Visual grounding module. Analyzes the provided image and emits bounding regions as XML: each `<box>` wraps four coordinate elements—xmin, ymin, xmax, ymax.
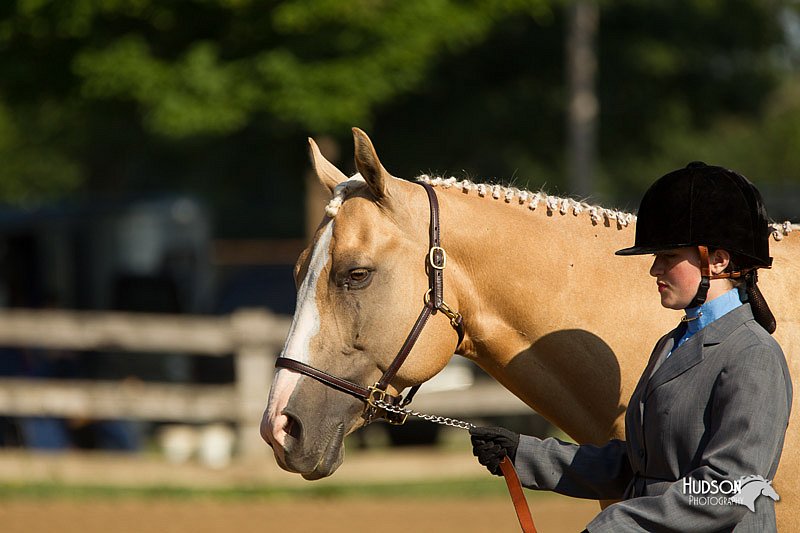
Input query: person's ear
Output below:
<box><xmin>710</xmin><ymin>248</ymin><xmax>731</xmax><ymax>275</ymax></box>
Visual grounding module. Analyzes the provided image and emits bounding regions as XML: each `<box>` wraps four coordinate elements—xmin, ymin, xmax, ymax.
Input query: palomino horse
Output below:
<box><xmin>262</xmin><ymin>128</ymin><xmax>799</xmax><ymax>529</ymax></box>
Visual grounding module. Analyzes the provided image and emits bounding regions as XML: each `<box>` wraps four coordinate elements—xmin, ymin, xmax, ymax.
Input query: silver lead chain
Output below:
<box><xmin>374</xmin><ymin>398</ymin><xmax>476</xmax><ymax>431</ymax></box>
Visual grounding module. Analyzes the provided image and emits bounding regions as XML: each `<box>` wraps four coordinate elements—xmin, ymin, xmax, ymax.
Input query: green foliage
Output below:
<box><xmin>75</xmin><ymin>37</ymin><xmax>255</xmax><ymax>136</ymax></box>
<box><xmin>0</xmin><ymin>0</ymin><xmax>796</xmax><ymax>225</ymax></box>
<box><xmin>0</xmin><ymin>0</ymin><xmax>553</xmax><ymax>208</ymax></box>
<box><xmin>608</xmin><ymin>76</ymin><xmax>800</xmax><ymax>198</ymax></box>
<box><xmin>368</xmin><ymin>0</ymin><xmax>795</xmax><ymax>207</ymax></box>
<box><xmin>0</xmin><ymin>100</ymin><xmax>81</xmax><ymax>204</ymax></box>
<box><xmin>66</xmin><ymin>0</ymin><xmax>554</xmax><ymax>137</ymax></box>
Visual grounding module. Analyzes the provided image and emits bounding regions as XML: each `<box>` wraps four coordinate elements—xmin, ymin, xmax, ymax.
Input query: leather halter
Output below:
<box><xmin>275</xmin><ymin>181</ymin><xmax>465</xmax><ymax>425</ymax></box>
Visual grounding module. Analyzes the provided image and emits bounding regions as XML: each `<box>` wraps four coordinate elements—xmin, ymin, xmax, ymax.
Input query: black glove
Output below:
<box><xmin>469</xmin><ymin>425</ymin><xmax>520</xmax><ymax>476</ymax></box>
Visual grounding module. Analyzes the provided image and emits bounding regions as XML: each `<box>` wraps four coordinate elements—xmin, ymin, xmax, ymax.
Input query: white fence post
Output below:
<box><xmin>232</xmin><ymin>309</ymin><xmax>278</xmax><ymax>460</ymax></box>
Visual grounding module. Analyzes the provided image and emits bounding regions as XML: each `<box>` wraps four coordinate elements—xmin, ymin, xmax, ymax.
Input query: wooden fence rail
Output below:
<box><xmin>0</xmin><ymin>308</ymin><xmax>290</xmax><ymax>458</ymax></box>
<box><xmin>0</xmin><ymin>308</ymin><xmax>532</xmax><ymax>461</ymax></box>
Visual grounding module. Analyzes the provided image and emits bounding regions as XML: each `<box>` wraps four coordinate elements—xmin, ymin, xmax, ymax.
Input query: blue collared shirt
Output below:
<box><xmin>670</xmin><ymin>288</ymin><xmax>743</xmax><ymax>354</ymax></box>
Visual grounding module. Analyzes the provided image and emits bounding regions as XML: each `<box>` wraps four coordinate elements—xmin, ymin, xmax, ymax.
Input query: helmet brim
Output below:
<box><xmin>615</xmin><ymin>244</ymin><xmax>693</xmax><ymax>256</ymax></box>
<box><xmin>616</xmin><ymin>244</ymin><xmax>773</xmax><ymax>269</ymax></box>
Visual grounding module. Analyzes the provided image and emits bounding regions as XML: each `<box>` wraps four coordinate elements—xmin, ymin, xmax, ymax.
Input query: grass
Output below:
<box><xmin>0</xmin><ymin>477</ymin><xmax>540</xmax><ymax>502</ymax></box>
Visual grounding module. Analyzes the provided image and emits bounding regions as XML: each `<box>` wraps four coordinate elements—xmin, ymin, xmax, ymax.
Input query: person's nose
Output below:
<box><xmin>649</xmin><ymin>256</ymin><xmax>662</xmax><ymax>278</ymax></box>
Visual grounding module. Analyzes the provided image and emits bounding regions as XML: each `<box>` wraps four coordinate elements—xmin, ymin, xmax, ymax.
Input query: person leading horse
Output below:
<box><xmin>471</xmin><ymin>162</ymin><xmax>793</xmax><ymax>532</ymax></box>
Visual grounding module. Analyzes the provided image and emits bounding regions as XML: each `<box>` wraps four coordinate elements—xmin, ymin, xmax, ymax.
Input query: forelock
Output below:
<box><xmin>325</xmin><ymin>174</ymin><xmax>367</xmax><ymax>217</ymax></box>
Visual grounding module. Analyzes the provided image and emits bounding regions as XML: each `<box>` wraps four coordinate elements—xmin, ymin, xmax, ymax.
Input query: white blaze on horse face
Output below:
<box><xmin>266</xmin><ymin>220</ymin><xmax>334</xmax><ymax>449</ymax></box>
<box><xmin>283</xmin><ymin>220</ymin><xmax>333</xmax><ymax>363</ymax></box>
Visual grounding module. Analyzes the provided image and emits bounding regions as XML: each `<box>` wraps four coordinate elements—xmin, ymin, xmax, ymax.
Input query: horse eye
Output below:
<box><xmin>346</xmin><ymin>268</ymin><xmax>373</xmax><ymax>289</ymax></box>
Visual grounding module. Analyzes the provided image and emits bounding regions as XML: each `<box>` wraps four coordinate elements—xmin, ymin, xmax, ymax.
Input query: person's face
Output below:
<box><xmin>649</xmin><ymin>247</ymin><xmax>702</xmax><ymax>310</ymax></box>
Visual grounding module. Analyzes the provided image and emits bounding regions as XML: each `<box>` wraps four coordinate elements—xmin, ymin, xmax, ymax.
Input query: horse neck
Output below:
<box><xmin>431</xmin><ymin>184</ymin><xmax>666</xmax><ymax>443</ymax></box>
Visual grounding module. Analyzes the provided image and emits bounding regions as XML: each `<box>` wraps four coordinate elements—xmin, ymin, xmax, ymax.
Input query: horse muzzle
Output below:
<box><xmin>262</xmin><ymin>409</ymin><xmax>346</xmax><ymax>479</ymax></box>
<box><xmin>262</xmin><ymin>376</ymin><xmax>355</xmax><ymax>479</ymax></box>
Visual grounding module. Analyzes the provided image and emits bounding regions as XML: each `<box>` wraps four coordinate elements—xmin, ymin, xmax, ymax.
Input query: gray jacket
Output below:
<box><xmin>514</xmin><ymin>304</ymin><xmax>792</xmax><ymax>532</ymax></box>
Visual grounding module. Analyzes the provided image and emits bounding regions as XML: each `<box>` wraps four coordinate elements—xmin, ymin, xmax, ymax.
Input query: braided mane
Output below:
<box><xmin>324</xmin><ymin>173</ymin><xmax>797</xmax><ymax>241</ymax></box>
<box><xmin>416</xmin><ymin>175</ymin><xmax>635</xmax><ymax>228</ymax></box>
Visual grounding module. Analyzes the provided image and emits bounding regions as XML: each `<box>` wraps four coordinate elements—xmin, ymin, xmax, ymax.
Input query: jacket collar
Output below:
<box><xmin>682</xmin><ymin>288</ymin><xmax>742</xmax><ymax>337</ymax></box>
<box><xmin>700</xmin><ymin>303</ymin><xmax>754</xmax><ymax>345</ymax></box>
<box><xmin>645</xmin><ymin>304</ymin><xmax>754</xmax><ymax>398</ymax></box>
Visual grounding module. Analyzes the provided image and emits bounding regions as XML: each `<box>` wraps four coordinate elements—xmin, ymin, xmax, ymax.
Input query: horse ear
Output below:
<box><xmin>309</xmin><ymin>137</ymin><xmax>347</xmax><ymax>194</ymax></box>
<box><xmin>352</xmin><ymin>127</ymin><xmax>391</xmax><ymax>200</ymax></box>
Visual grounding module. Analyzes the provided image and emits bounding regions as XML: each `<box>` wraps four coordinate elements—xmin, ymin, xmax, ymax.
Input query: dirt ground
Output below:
<box><xmin>0</xmin><ymin>495</ymin><xmax>600</xmax><ymax>533</ymax></box>
<box><xmin>0</xmin><ymin>445</ymin><xmax>600</xmax><ymax>532</ymax></box>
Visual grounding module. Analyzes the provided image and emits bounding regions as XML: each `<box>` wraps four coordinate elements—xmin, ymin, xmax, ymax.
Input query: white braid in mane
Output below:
<box><xmin>416</xmin><ymin>175</ymin><xmax>636</xmax><ymax>229</ymax></box>
<box><xmin>325</xmin><ymin>173</ymin><xmax>797</xmax><ymax>242</ymax></box>
<box><xmin>770</xmin><ymin>221</ymin><xmax>798</xmax><ymax>241</ymax></box>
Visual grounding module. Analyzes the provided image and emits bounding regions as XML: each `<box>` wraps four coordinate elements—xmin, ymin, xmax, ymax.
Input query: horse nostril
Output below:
<box><xmin>285</xmin><ymin>414</ymin><xmax>302</xmax><ymax>440</ymax></box>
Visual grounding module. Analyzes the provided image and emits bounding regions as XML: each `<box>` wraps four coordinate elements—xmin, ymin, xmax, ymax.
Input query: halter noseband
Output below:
<box><xmin>275</xmin><ymin>181</ymin><xmax>465</xmax><ymax>425</ymax></box>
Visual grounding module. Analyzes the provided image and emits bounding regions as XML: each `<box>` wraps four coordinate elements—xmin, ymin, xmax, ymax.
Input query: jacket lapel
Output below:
<box><xmin>629</xmin><ymin>331</ymin><xmax>679</xmax><ymax>433</ymax></box>
<box><xmin>646</xmin><ymin>331</ymin><xmax>679</xmax><ymax>381</ymax></box>
<box><xmin>644</xmin><ymin>330</ymin><xmax>705</xmax><ymax>399</ymax></box>
<box><xmin>644</xmin><ymin>304</ymin><xmax>754</xmax><ymax>400</ymax></box>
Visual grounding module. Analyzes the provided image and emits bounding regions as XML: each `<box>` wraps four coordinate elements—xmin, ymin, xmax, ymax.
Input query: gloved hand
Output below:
<box><xmin>469</xmin><ymin>426</ymin><xmax>520</xmax><ymax>476</ymax></box>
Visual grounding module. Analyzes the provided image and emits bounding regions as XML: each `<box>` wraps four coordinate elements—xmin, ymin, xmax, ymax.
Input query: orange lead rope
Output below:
<box><xmin>499</xmin><ymin>456</ymin><xmax>538</xmax><ymax>533</ymax></box>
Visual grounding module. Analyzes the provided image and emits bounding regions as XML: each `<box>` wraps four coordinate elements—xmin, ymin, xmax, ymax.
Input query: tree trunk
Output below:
<box><xmin>566</xmin><ymin>1</ymin><xmax>599</xmax><ymax>197</ymax></box>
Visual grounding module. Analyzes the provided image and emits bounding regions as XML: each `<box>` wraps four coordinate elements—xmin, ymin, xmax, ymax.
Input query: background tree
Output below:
<box><xmin>0</xmin><ymin>0</ymin><xmax>796</xmax><ymax>237</ymax></box>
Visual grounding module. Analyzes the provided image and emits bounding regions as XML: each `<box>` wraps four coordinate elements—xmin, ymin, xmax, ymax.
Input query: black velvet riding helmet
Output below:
<box><xmin>616</xmin><ymin>162</ymin><xmax>772</xmax><ymax>269</ymax></box>
<box><xmin>616</xmin><ymin>162</ymin><xmax>776</xmax><ymax>332</ymax></box>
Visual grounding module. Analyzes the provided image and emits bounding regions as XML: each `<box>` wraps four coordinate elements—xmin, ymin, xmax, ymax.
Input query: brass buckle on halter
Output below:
<box><xmin>385</xmin><ymin>410</ymin><xmax>409</xmax><ymax>426</ymax></box>
<box><xmin>362</xmin><ymin>386</ymin><xmax>381</xmax><ymax>423</ymax></box>
<box><xmin>438</xmin><ymin>300</ymin><xmax>463</xmax><ymax>328</ymax></box>
<box><xmin>428</xmin><ymin>246</ymin><xmax>447</xmax><ymax>270</ymax></box>
<box><xmin>366</xmin><ymin>385</ymin><xmax>409</xmax><ymax>425</ymax></box>
<box><xmin>424</xmin><ymin>290</ymin><xmax>463</xmax><ymax>328</ymax></box>
<box><xmin>367</xmin><ymin>384</ymin><xmax>388</xmax><ymax>409</ymax></box>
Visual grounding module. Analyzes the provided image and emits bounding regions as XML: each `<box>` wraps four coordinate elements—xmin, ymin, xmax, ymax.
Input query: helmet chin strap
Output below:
<box><xmin>686</xmin><ymin>249</ymin><xmax>776</xmax><ymax>334</ymax></box>
<box><xmin>686</xmin><ymin>245</ymin><xmax>754</xmax><ymax>311</ymax></box>
<box><xmin>686</xmin><ymin>246</ymin><xmax>713</xmax><ymax>310</ymax></box>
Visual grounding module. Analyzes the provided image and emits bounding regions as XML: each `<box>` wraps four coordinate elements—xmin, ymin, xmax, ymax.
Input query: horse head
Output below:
<box><xmin>261</xmin><ymin>128</ymin><xmax>463</xmax><ymax>479</ymax></box>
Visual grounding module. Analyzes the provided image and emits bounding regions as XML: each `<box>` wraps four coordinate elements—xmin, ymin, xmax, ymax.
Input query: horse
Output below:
<box><xmin>730</xmin><ymin>475</ymin><xmax>781</xmax><ymax>513</ymax></box>
<box><xmin>261</xmin><ymin>128</ymin><xmax>800</xmax><ymax>529</ymax></box>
